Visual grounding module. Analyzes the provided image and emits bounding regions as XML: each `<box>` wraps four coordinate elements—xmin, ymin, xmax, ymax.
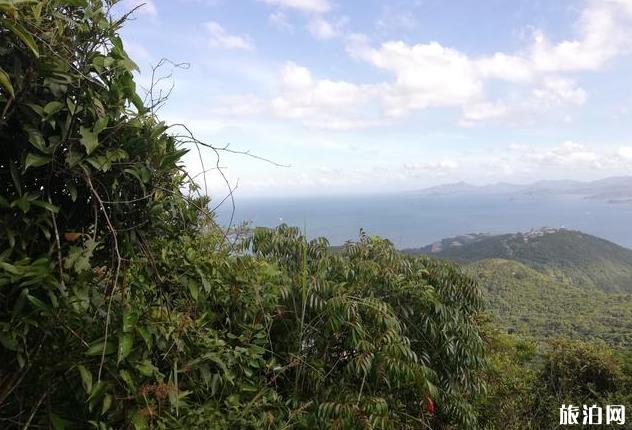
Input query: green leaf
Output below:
<box><xmin>196</xmin><ymin>267</ymin><xmax>211</xmax><ymax>293</ymax></box>
<box><xmin>10</xmin><ymin>195</ymin><xmax>30</xmax><ymax>213</ymax></box>
<box><xmin>80</xmin><ymin>126</ymin><xmax>99</xmax><ymax>155</ymax></box>
<box><xmin>0</xmin><ymin>261</ymin><xmax>20</xmax><ymax>275</ymax></box>
<box><xmin>130</xmin><ymin>410</ymin><xmax>148</xmax><ymax>430</ymax></box>
<box><xmin>32</xmin><ymin>200</ymin><xmax>59</xmax><ymax>213</ymax></box>
<box><xmin>94</xmin><ymin>116</ymin><xmax>108</xmax><ymax>134</ymax></box>
<box><xmin>135</xmin><ymin>360</ymin><xmax>157</xmax><ymax>377</ymax></box>
<box><xmin>101</xmin><ymin>394</ymin><xmax>112</xmax><ymax>415</ymax></box>
<box><xmin>26</xmin><ymin>127</ymin><xmax>48</xmax><ymax>153</ymax></box>
<box><xmin>123</xmin><ymin>310</ymin><xmax>137</xmax><ymax>333</ymax></box>
<box><xmin>24</xmin><ymin>152</ymin><xmax>51</xmax><ymax>170</ymax></box>
<box><xmin>26</xmin><ymin>103</ymin><xmax>44</xmax><ymax>117</ymax></box>
<box><xmin>2</xmin><ymin>19</ymin><xmax>39</xmax><ymax>58</ymax></box>
<box><xmin>50</xmin><ymin>414</ymin><xmax>66</xmax><ymax>430</ymax></box>
<box><xmin>187</xmin><ymin>279</ymin><xmax>199</xmax><ymax>301</ymax></box>
<box><xmin>85</xmin><ymin>340</ymin><xmax>115</xmax><ymax>357</ymax></box>
<box><xmin>27</xmin><ymin>294</ymin><xmax>50</xmax><ymax>313</ymax></box>
<box><xmin>77</xmin><ymin>364</ymin><xmax>93</xmax><ymax>394</ymax></box>
<box><xmin>86</xmin><ymin>155</ymin><xmax>110</xmax><ymax>172</ymax></box>
<box><xmin>136</xmin><ymin>326</ymin><xmax>153</xmax><ymax>350</ymax></box>
<box><xmin>0</xmin><ymin>333</ymin><xmax>17</xmax><ymax>351</ymax></box>
<box><xmin>119</xmin><ymin>369</ymin><xmax>136</xmax><ymax>390</ymax></box>
<box><xmin>44</xmin><ymin>101</ymin><xmax>64</xmax><ymax>115</ymax></box>
<box><xmin>117</xmin><ymin>333</ymin><xmax>133</xmax><ymax>364</ymax></box>
<box><xmin>87</xmin><ymin>380</ymin><xmax>107</xmax><ymax>402</ymax></box>
<box><xmin>0</xmin><ymin>66</ymin><xmax>14</xmax><ymax>98</ymax></box>
<box><xmin>68</xmin><ymin>183</ymin><xmax>78</xmax><ymax>202</ymax></box>
<box><xmin>64</xmin><ymin>239</ymin><xmax>97</xmax><ymax>274</ymax></box>
<box><xmin>130</xmin><ymin>93</ymin><xmax>145</xmax><ymax>113</ymax></box>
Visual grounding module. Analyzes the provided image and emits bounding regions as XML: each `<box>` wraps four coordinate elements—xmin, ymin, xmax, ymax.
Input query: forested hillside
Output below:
<box><xmin>407</xmin><ymin>229</ymin><xmax>632</xmax><ymax>293</ymax></box>
<box><xmin>406</xmin><ymin>229</ymin><xmax>632</xmax><ymax>347</ymax></box>
<box><xmin>470</xmin><ymin>259</ymin><xmax>632</xmax><ymax>347</ymax></box>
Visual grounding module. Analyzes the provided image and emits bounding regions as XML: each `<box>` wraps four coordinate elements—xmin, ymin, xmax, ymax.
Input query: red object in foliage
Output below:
<box><xmin>425</xmin><ymin>396</ymin><xmax>435</xmax><ymax>415</ymax></box>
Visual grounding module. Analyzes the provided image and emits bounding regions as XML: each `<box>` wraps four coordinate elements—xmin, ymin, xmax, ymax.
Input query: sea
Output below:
<box><xmin>215</xmin><ymin>192</ymin><xmax>632</xmax><ymax>249</ymax></box>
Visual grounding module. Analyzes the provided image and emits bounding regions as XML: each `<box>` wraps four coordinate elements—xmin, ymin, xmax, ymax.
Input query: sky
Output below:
<box><xmin>113</xmin><ymin>0</ymin><xmax>632</xmax><ymax>197</ymax></box>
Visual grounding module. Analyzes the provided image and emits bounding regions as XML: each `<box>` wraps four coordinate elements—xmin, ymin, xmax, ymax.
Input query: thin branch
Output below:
<box><xmin>83</xmin><ymin>169</ymin><xmax>122</xmax><ymax>382</ymax></box>
<box><xmin>170</xmin><ymin>125</ymin><xmax>290</xmax><ymax>167</ymax></box>
<box><xmin>21</xmin><ymin>391</ymin><xmax>46</xmax><ymax>430</ymax></box>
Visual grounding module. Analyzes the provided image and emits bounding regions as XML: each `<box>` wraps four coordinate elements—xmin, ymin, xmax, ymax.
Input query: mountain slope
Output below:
<box><xmin>468</xmin><ymin>259</ymin><xmax>632</xmax><ymax>347</ymax></box>
<box><xmin>405</xmin><ymin>229</ymin><xmax>632</xmax><ymax>293</ymax></box>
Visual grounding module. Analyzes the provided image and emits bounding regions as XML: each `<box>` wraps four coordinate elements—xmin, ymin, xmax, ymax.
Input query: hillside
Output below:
<box><xmin>405</xmin><ymin>228</ymin><xmax>632</xmax><ymax>293</ymax></box>
<box><xmin>468</xmin><ymin>259</ymin><xmax>632</xmax><ymax>347</ymax></box>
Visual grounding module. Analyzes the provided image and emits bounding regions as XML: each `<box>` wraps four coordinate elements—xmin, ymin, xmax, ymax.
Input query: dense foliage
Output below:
<box><xmin>0</xmin><ymin>2</ymin><xmax>488</xmax><ymax>428</ymax></box>
<box><xmin>471</xmin><ymin>259</ymin><xmax>632</xmax><ymax>347</ymax></box>
<box><xmin>477</xmin><ymin>331</ymin><xmax>632</xmax><ymax>430</ymax></box>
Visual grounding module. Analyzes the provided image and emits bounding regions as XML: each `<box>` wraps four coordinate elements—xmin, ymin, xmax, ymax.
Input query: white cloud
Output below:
<box><xmin>531</xmin><ymin>77</ymin><xmax>587</xmax><ymax>108</ymax></box>
<box><xmin>269</xmin><ymin>11</ymin><xmax>294</xmax><ymax>31</ymax></box>
<box><xmin>214</xmin><ymin>0</ymin><xmax>632</xmax><ymax>129</ymax></box>
<box><xmin>342</xmin><ymin>0</ymin><xmax>632</xmax><ymax>125</ymax></box>
<box><xmin>351</xmin><ymin>40</ymin><xmax>483</xmax><ymax>116</ymax></box>
<box><xmin>403</xmin><ymin>160</ymin><xmax>460</xmax><ymax>172</ymax></box>
<box><xmin>270</xmin><ymin>62</ymin><xmax>382</xmax><ymax>129</ymax></box>
<box><xmin>259</xmin><ymin>0</ymin><xmax>331</xmax><ymax>13</ymax></box>
<box><xmin>461</xmin><ymin>102</ymin><xmax>511</xmax><ymax>123</ymax></box>
<box><xmin>618</xmin><ymin>146</ymin><xmax>632</xmax><ymax>160</ymax></box>
<box><xmin>511</xmin><ymin>141</ymin><xmax>602</xmax><ymax>169</ymax></box>
<box><xmin>205</xmin><ymin>22</ymin><xmax>254</xmax><ymax>50</ymax></box>
<box><xmin>308</xmin><ymin>16</ymin><xmax>347</xmax><ymax>40</ymax></box>
<box><xmin>476</xmin><ymin>53</ymin><xmax>533</xmax><ymax>83</ymax></box>
<box><xmin>211</xmin><ymin>94</ymin><xmax>268</xmax><ymax>116</ymax></box>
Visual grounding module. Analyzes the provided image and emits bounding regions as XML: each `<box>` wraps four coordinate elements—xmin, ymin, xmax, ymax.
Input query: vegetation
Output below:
<box><xmin>1</xmin><ymin>2</ymin><xmax>486</xmax><ymax>428</ymax></box>
<box><xmin>407</xmin><ymin>229</ymin><xmax>632</xmax><ymax>294</ymax></box>
<box><xmin>1</xmin><ymin>2</ymin><xmax>629</xmax><ymax>429</ymax></box>
<box><xmin>407</xmin><ymin>229</ymin><xmax>632</xmax><ymax>348</ymax></box>
<box><xmin>476</xmin><ymin>331</ymin><xmax>632</xmax><ymax>430</ymax></box>
<box><xmin>471</xmin><ymin>259</ymin><xmax>632</xmax><ymax>347</ymax></box>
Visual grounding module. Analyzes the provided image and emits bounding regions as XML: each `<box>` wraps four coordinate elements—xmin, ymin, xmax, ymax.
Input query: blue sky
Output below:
<box><xmin>114</xmin><ymin>0</ymin><xmax>632</xmax><ymax>196</ymax></box>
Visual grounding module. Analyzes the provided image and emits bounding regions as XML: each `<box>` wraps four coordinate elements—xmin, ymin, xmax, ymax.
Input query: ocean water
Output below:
<box><xmin>215</xmin><ymin>193</ymin><xmax>632</xmax><ymax>249</ymax></box>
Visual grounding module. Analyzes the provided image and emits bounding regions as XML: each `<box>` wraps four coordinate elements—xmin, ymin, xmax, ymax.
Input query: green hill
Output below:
<box><xmin>469</xmin><ymin>259</ymin><xmax>632</xmax><ymax>347</ymax></box>
<box><xmin>405</xmin><ymin>228</ymin><xmax>632</xmax><ymax>293</ymax></box>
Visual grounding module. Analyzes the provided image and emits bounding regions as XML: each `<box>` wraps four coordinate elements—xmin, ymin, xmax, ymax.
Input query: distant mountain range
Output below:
<box><xmin>404</xmin><ymin>228</ymin><xmax>632</xmax><ymax>346</ymax></box>
<box><xmin>414</xmin><ymin>176</ymin><xmax>632</xmax><ymax>204</ymax></box>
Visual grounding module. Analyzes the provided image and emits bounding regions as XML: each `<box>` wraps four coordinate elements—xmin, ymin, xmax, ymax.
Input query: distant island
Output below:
<box><xmin>413</xmin><ymin>176</ymin><xmax>632</xmax><ymax>205</ymax></box>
